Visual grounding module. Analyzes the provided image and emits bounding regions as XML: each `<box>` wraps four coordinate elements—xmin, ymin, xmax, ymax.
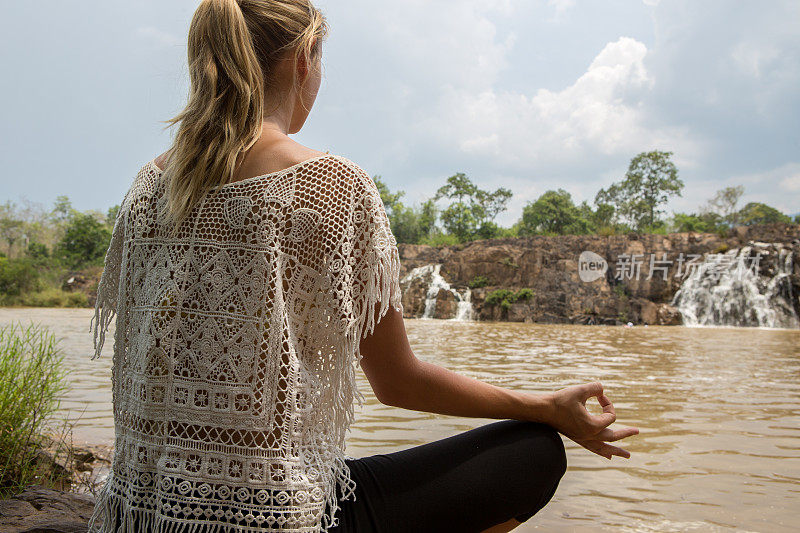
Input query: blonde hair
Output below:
<box><xmin>160</xmin><ymin>0</ymin><xmax>328</xmax><ymax>232</ymax></box>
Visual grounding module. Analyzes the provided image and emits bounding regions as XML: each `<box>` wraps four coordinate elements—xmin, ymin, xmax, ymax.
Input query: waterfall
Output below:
<box><xmin>400</xmin><ymin>264</ymin><xmax>473</xmax><ymax>320</ymax></box>
<box><xmin>455</xmin><ymin>288</ymin><xmax>473</xmax><ymax>321</ymax></box>
<box><xmin>672</xmin><ymin>245</ymin><xmax>799</xmax><ymax>329</ymax></box>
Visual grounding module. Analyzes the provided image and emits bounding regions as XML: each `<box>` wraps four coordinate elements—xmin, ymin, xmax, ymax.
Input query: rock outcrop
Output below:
<box><xmin>0</xmin><ymin>439</ymin><xmax>112</xmax><ymax>533</ymax></box>
<box><xmin>398</xmin><ymin>223</ymin><xmax>800</xmax><ymax>325</ymax></box>
<box><xmin>0</xmin><ymin>486</ymin><xmax>95</xmax><ymax>533</ymax></box>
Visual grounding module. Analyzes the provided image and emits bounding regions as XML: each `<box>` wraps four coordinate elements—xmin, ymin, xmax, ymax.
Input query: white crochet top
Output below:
<box><xmin>88</xmin><ymin>153</ymin><xmax>403</xmax><ymax>532</ymax></box>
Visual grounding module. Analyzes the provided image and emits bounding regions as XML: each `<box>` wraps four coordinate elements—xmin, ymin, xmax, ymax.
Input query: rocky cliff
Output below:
<box><xmin>398</xmin><ymin>223</ymin><xmax>800</xmax><ymax>326</ymax></box>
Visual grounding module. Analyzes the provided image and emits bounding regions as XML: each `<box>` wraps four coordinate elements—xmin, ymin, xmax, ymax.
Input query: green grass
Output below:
<box><xmin>0</xmin><ymin>322</ymin><xmax>71</xmax><ymax>497</ymax></box>
<box><xmin>485</xmin><ymin>288</ymin><xmax>534</xmax><ymax>310</ymax></box>
<box><xmin>0</xmin><ymin>287</ymin><xmax>88</xmax><ymax>308</ymax></box>
<box><xmin>17</xmin><ymin>288</ymin><xmax>88</xmax><ymax>308</ymax></box>
<box><xmin>468</xmin><ymin>275</ymin><xmax>490</xmax><ymax>289</ymax></box>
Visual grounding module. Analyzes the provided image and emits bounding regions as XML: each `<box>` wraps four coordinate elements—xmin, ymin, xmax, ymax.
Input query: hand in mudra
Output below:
<box><xmin>547</xmin><ymin>381</ymin><xmax>639</xmax><ymax>460</ymax></box>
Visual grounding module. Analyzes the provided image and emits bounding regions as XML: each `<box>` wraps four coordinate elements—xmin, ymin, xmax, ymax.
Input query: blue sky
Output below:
<box><xmin>1</xmin><ymin>0</ymin><xmax>798</xmax><ymax>225</ymax></box>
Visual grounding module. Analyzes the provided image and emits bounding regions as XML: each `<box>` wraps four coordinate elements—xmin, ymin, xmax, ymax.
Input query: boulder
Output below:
<box><xmin>657</xmin><ymin>304</ymin><xmax>683</xmax><ymax>325</ymax></box>
<box><xmin>631</xmin><ymin>298</ymin><xmax>659</xmax><ymax>325</ymax></box>
<box><xmin>507</xmin><ymin>303</ymin><xmax>533</xmax><ymax>323</ymax></box>
<box><xmin>0</xmin><ymin>485</ymin><xmax>95</xmax><ymax>533</ymax></box>
<box><xmin>432</xmin><ymin>289</ymin><xmax>458</xmax><ymax>319</ymax></box>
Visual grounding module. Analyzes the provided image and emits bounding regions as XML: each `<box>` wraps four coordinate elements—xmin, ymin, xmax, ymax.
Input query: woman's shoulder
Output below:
<box><xmin>147</xmin><ymin>145</ymin><xmax>376</xmax><ymax>202</ymax></box>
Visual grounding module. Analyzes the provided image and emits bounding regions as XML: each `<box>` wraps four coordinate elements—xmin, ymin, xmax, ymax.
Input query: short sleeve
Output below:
<box><xmin>346</xmin><ymin>161</ymin><xmax>403</xmax><ymax>353</ymax></box>
<box><xmin>89</xmin><ymin>192</ymin><xmax>129</xmax><ymax>360</ymax></box>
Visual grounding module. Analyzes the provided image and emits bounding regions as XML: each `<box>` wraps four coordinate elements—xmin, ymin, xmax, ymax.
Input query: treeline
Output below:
<box><xmin>1</xmin><ymin>150</ymin><xmax>797</xmax><ymax>305</ymax></box>
<box><xmin>375</xmin><ymin>150</ymin><xmax>799</xmax><ymax>244</ymax></box>
<box><xmin>0</xmin><ymin>197</ymin><xmax>119</xmax><ymax>306</ymax></box>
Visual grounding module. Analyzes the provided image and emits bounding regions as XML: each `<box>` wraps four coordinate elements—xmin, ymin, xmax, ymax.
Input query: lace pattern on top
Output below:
<box><xmin>88</xmin><ymin>153</ymin><xmax>403</xmax><ymax>532</ymax></box>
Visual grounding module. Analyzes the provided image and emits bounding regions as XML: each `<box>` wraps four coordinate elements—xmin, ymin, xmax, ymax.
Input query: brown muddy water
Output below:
<box><xmin>1</xmin><ymin>308</ymin><xmax>798</xmax><ymax>532</ymax></box>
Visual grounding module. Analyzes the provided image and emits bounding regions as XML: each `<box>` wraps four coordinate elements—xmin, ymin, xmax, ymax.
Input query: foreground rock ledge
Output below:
<box><xmin>0</xmin><ymin>485</ymin><xmax>95</xmax><ymax>533</ymax></box>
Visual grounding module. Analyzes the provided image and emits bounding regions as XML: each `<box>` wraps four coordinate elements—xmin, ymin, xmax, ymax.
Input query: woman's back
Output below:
<box><xmin>88</xmin><ymin>153</ymin><xmax>402</xmax><ymax>532</ymax></box>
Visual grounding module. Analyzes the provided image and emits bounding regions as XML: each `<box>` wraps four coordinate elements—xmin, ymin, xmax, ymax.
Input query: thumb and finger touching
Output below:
<box><xmin>575</xmin><ymin>384</ymin><xmax>616</xmax><ymax>434</ymax></box>
<box><xmin>563</xmin><ymin>382</ymin><xmax>640</xmax><ymax>459</ymax></box>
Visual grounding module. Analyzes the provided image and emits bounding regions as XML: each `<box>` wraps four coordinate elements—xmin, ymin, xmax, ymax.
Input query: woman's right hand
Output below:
<box><xmin>545</xmin><ymin>381</ymin><xmax>639</xmax><ymax>460</ymax></box>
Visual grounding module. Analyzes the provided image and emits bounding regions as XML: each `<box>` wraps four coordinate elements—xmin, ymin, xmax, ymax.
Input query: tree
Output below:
<box><xmin>55</xmin><ymin>212</ymin><xmax>111</xmax><ymax>268</ymax></box>
<box><xmin>475</xmin><ymin>187</ymin><xmax>513</xmax><ymax>229</ymax></box>
<box><xmin>0</xmin><ymin>257</ymin><xmax>40</xmax><ymax>297</ymax></box>
<box><xmin>669</xmin><ymin>212</ymin><xmax>725</xmax><ymax>234</ymax></box>
<box><xmin>25</xmin><ymin>242</ymin><xmax>50</xmax><ymax>261</ymax></box>
<box><xmin>372</xmin><ymin>176</ymin><xmax>437</xmax><ymax>244</ymax></box>
<box><xmin>106</xmin><ymin>204</ymin><xmax>121</xmax><ymax>225</ymax></box>
<box><xmin>595</xmin><ymin>151</ymin><xmax>683</xmax><ymax>231</ymax></box>
<box><xmin>51</xmin><ymin>195</ymin><xmax>74</xmax><ymax>225</ymax></box>
<box><xmin>434</xmin><ymin>173</ymin><xmax>512</xmax><ymax>242</ymax></box>
<box><xmin>705</xmin><ymin>185</ymin><xmax>744</xmax><ymax>226</ymax></box>
<box><xmin>579</xmin><ymin>200</ymin><xmax>615</xmax><ymax>232</ymax></box>
<box><xmin>418</xmin><ymin>199</ymin><xmax>437</xmax><ymax>238</ymax></box>
<box><xmin>737</xmin><ymin>202</ymin><xmax>792</xmax><ymax>226</ymax></box>
<box><xmin>0</xmin><ymin>202</ymin><xmax>24</xmax><ymax>256</ymax></box>
<box><xmin>373</xmin><ymin>176</ymin><xmax>404</xmax><ymax>215</ymax></box>
<box><xmin>519</xmin><ymin>189</ymin><xmax>590</xmax><ymax>235</ymax></box>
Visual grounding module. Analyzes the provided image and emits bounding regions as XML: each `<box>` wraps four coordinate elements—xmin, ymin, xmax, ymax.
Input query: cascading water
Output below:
<box><xmin>400</xmin><ymin>264</ymin><xmax>473</xmax><ymax>320</ymax></box>
<box><xmin>672</xmin><ymin>245</ymin><xmax>799</xmax><ymax>329</ymax></box>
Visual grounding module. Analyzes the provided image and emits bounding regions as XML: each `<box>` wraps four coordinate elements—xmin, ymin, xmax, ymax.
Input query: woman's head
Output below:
<box><xmin>162</xmin><ymin>0</ymin><xmax>328</xmax><ymax>231</ymax></box>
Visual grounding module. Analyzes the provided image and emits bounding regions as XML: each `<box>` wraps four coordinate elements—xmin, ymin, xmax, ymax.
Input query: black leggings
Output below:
<box><xmin>326</xmin><ymin>419</ymin><xmax>568</xmax><ymax>533</ymax></box>
<box><xmin>110</xmin><ymin>420</ymin><xmax>566</xmax><ymax>532</ymax></box>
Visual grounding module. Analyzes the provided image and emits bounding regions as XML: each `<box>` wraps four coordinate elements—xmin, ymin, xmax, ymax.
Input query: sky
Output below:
<box><xmin>1</xmin><ymin>0</ymin><xmax>798</xmax><ymax>225</ymax></box>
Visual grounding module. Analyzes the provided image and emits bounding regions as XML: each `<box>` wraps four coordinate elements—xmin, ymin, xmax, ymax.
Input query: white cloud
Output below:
<box><xmin>725</xmin><ymin>162</ymin><xmax>800</xmax><ymax>214</ymax></box>
<box><xmin>416</xmin><ymin>37</ymin><xmax>706</xmax><ymax>171</ymax></box>
<box><xmin>548</xmin><ymin>0</ymin><xmax>576</xmax><ymax>14</ymax></box>
<box><xmin>781</xmin><ymin>176</ymin><xmax>800</xmax><ymax>193</ymax></box>
<box><xmin>362</xmin><ymin>1</ymin><xmax>517</xmax><ymax>93</ymax></box>
<box><xmin>731</xmin><ymin>41</ymin><xmax>780</xmax><ymax>78</ymax></box>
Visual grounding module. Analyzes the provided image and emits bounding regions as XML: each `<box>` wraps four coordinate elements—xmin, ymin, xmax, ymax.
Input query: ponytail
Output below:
<box><xmin>160</xmin><ymin>0</ymin><xmax>328</xmax><ymax>233</ymax></box>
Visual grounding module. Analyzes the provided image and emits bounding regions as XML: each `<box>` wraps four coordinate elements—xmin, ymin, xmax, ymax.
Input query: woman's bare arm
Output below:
<box><xmin>358</xmin><ymin>306</ymin><xmax>640</xmax><ymax>459</ymax></box>
<box><xmin>358</xmin><ymin>306</ymin><xmax>554</xmax><ymax>422</ymax></box>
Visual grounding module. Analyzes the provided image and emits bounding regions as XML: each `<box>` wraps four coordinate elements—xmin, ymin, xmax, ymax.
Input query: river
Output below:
<box><xmin>1</xmin><ymin>308</ymin><xmax>798</xmax><ymax>532</ymax></box>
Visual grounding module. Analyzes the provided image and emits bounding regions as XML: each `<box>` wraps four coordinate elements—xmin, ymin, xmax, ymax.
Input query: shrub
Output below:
<box><xmin>713</xmin><ymin>243</ymin><xmax>730</xmax><ymax>254</ymax></box>
<box><xmin>0</xmin><ymin>323</ymin><xmax>68</xmax><ymax>496</ymax></box>
<box><xmin>612</xmin><ymin>283</ymin><xmax>629</xmax><ymax>300</ymax></box>
<box><xmin>485</xmin><ymin>289</ymin><xmax>515</xmax><ymax>306</ymax></box>
<box><xmin>0</xmin><ymin>257</ymin><xmax>41</xmax><ymax>300</ymax></box>
<box><xmin>499</xmin><ymin>257</ymin><xmax>519</xmax><ymax>269</ymax></box>
<box><xmin>55</xmin><ymin>212</ymin><xmax>111</xmax><ymax>269</ymax></box>
<box><xmin>25</xmin><ymin>242</ymin><xmax>50</xmax><ymax>261</ymax></box>
<box><xmin>515</xmin><ymin>288</ymin><xmax>534</xmax><ymax>301</ymax></box>
<box><xmin>420</xmin><ymin>232</ymin><xmax>460</xmax><ymax>247</ymax></box>
<box><xmin>597</xmin><ymin>226</ymin><xmax>617</xmax><ymax>236</ymax></box>
<box><xmin>485</xmin><ymin>288</ymin><xmax>534</xmax><ymax>308</ymax></box>
<box><xmin>468</xmin><ymin>275</ymin><xmax>490</xmax><ymax>289</ymax></box>
<box><xmin>19</xmin><ymin>288</ymin><xmax>88</xmax><ymax>308</ymax></box>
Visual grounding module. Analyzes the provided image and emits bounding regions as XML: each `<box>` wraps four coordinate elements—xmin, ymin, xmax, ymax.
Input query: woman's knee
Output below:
<box><xmin>512</xmin><ymin>421</ymin><xmax>567</xmax><ymax>483</ymax></box>
<box><xmin>541</xmin><ymin>423</ymin><xmax>567</xmax><ymax>481</ymax></box>
<box><xmin>493</xmin><ymin>421</ymin><xmax>567</xmax><ymax>524</ymax></box>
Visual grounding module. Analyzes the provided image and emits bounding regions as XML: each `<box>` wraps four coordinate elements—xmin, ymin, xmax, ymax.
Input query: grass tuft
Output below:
<box><xmin>0</xmin><ymin>322</ymin><xmax>71</xmax><ymax>497</ymax></box>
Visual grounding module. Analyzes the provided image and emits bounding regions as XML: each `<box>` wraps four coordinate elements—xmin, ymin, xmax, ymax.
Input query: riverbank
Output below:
<box><xmin>398</xmin><ymin>222</ymin><xmax>800</xmax><ymax>326</ymax></box>
<box><xmin>0</xmin><ymin>263</ymin><xmax>99</xmax><ymax>308</ymax></box>
<box><xmin>2</xmin><ymin>223</ymin><xmax>798</xmax><ymax>327</ymax></box>
<box><xmin>0</xmin><ymin>435</ymin><xmax>112</xmax><ymax>533</ymax></box>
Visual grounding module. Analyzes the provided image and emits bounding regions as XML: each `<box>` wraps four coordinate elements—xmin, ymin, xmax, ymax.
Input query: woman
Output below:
<box><xmin>88</xmin><ymin>1</ymin><xmax>639</xmax><ymax>532</ymax></box>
